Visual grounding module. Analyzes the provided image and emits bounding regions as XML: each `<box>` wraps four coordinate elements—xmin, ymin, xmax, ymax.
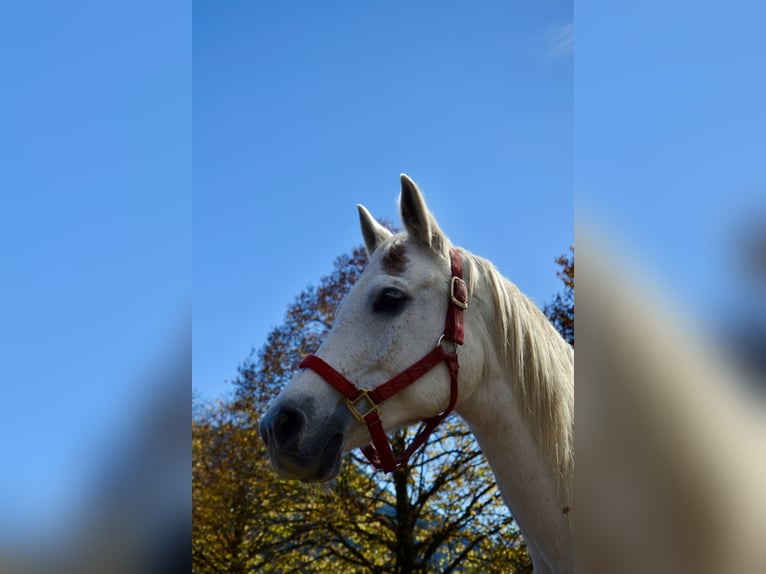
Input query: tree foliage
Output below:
<box><xmin>195</xmin><ymin>240</ymin><xmax>581</xmax><ymax>573</ymax></box>
<box><xmin>544</xmin><ymin>247</ymin><xmax>574</xmax><ymax>346</ymax></box>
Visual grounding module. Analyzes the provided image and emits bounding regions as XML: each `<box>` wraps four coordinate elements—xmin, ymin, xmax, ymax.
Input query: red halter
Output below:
<box><xmin>300</xmin><ymin>248</ymin><xmax>468</xmax><ymax>473</ymax></box>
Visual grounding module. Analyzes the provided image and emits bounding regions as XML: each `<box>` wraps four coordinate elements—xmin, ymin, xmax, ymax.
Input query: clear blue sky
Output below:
<box><xmin>577</xmin><ymin>2</ymin><xmax>766</xmax><ymax>321</ymax></box>
<box><xmin>193</xmin><ymin>1</ymin><xmax>574</xmax><ymax>402</ymax></box>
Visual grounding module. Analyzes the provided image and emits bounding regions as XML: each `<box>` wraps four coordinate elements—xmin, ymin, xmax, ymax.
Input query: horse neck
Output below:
<box><xmin>455</xmin><ymin>259</ymin><xmax>574</xmax><ymax>572</ymax></box>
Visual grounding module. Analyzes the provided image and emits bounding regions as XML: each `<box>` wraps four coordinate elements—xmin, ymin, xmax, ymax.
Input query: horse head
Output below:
<box><xmin>259</xmin><ymin>175</ymin><xmax>482</xmax><ymax>481</ymax></box>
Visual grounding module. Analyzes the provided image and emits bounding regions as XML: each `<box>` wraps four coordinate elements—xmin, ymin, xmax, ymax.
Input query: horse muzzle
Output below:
<box><xmin>259</xmin><ymin>400</ymin><xmax>346</xmax><ymax>482</ymax></box>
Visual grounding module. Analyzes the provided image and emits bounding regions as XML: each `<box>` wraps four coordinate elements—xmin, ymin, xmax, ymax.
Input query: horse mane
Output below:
<box><xmin>462</xmin><ymin>249</ymin><xmax>575</xmax><ymax>487</ymax></box>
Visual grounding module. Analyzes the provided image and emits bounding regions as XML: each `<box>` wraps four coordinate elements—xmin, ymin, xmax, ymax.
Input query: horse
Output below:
<box><xmin>260</xmin><ymin>175</ymin><xmax>574</xmax><ymax>573</ymax></box>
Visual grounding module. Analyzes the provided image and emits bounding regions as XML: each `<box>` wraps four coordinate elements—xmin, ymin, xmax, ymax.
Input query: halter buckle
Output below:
<box><xmin>437</xmin><ymin>334</ymin><xmax>459</xmax><ymax>356</ymax></box>
<box><xmin>346</xmin><ymin>390</ymin><xmax>379</xmax><ymax>423</ymax></box>
<box><xmin>450</xmin><ymin>276</ymin><xmax>468</xmax><ymax>309</ymax></box>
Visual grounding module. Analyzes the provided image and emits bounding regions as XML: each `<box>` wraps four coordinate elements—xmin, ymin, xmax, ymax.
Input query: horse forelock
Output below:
<box><xmin>380</xmin><ymin>240</ymin><xmax>408</xmax><ymax>276</ymax></box>
<box><xmin>374</xmin><ymin>233</ymin><xmax>448</xmax><ymax>278</ymax></box>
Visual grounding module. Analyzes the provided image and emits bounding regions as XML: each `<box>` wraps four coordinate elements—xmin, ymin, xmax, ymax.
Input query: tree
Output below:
<box><xmin>193</xmin><ymin>401</ymin><xmax>276</xmax><ymax>574</ymax></box>
<box><xmin>544</xmin><ymin>247</ymin><xmax>574</xmax><ymax>346</ymax></box>
<box><xmin>194</xmin><ymin>241</ymin><xmax>531</xmax><ymax>573</ymax></box>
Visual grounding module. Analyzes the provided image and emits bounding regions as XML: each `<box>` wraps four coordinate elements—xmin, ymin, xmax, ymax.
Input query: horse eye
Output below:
<box><xmin>372</xmin><ymin>288</ymin><xmax>407</xmax><ymax>314</ymax></box>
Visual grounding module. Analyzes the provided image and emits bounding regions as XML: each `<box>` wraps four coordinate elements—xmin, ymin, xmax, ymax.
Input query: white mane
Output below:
<box><xmin>462</xmin><ymin>249</ymin><xmax>575</xmax><ymax>487</ymax></box>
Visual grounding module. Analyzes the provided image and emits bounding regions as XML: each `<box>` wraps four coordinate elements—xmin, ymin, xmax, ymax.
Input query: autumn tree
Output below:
<box><xmin>544</xmin><ymin>247</ymin><xmax>574</xmax><ymax>346</ymax></box>
<box><xmin>193</xmin><ymin>401</ymin><xmax>275</xmax><ymax>574</ymax></box>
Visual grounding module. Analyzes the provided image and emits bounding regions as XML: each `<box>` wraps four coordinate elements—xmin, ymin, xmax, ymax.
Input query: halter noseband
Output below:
<box><xmin>299</xmin><ymin>248</ymin><xmax>468</xmax><ymax>474</ymax></box>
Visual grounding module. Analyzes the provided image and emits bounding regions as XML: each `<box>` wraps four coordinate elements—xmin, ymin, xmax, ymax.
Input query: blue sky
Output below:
<box><xmin>193</xmin><ymin>1</ymin><xmax>574</xmax><ymax>401</ymax></box>
<box><xmin>577</xmin><ymin>2</ymin><xmax>766</xmax><ymax>320</ymax></box>
<box><xmin>0</xmin><ymin>0</ymin><xmax>190</xmax><ymax>541</ymax></box>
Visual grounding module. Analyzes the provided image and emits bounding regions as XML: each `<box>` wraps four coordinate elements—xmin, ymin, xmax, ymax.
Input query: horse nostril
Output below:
<box><xmin>272</xmin><ymin>406</ymin><xmax>306</xmax><ymax>450</ymax></box>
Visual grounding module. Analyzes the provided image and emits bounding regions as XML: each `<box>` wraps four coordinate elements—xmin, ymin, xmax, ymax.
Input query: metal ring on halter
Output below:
<box><xmin>437</xmin><ymin>334</ymin><xmax>459</xmax><ymax>356</ymax></box>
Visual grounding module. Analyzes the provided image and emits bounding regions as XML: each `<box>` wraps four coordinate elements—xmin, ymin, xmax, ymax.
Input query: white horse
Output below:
<box><xmin>260</xmin><ymin>175</ymin><xmax>574</xmax><ymax>573</ymax></box>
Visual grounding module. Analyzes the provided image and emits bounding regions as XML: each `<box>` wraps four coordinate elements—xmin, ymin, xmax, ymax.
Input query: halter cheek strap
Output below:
<box><xmin>299</xmin><ymin>248</ymin><xmax>468</xmax><ymax>474</ymax></box>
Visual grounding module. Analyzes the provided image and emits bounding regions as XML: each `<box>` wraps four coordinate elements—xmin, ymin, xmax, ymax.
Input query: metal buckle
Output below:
<box><xmin>450</xmin><ymin>276</ymin><xmax>468</xmax><ymax>309</ymax></box>
<box><xmin>346</xmin><ymin>390</ymin><xmax>379</xmax><ymax>423</ymax></box>
<box><xmin>437</xmin><ymin>334</ymin><xmax>459</xmax><ymax>356</ymax></box>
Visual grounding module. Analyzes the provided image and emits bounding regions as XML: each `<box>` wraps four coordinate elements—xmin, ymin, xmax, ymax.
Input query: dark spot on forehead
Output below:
<box><xmin>382</xmin><ymin>243</ymin><xmax>408</xmax><ymax>276</ymax></box>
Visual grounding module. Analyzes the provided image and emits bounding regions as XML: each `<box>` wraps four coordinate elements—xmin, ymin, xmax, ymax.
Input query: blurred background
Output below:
<box><xmin>0</xmin><ymin>1</ymin><xmax>190</xmax><ymax>572</ymax></box>
<box><xmin>576</xmin><ymin>2</ymin><xmax>766</xmax><ymax>571</ymax></box>
<box><xmin>577</xmin><ymin>1</ymin><xmax>766</xmax><ymax>370</ymax></box>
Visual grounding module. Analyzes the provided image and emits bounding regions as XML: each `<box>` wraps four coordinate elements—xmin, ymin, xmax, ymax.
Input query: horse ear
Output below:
<box><xmin>399</xmin><ymin>174</ymin><xmax>446</xmax><ymax>252</ymax></box>
<box><xmin>357</xmin><ymin>204</ymin><xmax>392</xmax><ymax>255</ymax></box>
